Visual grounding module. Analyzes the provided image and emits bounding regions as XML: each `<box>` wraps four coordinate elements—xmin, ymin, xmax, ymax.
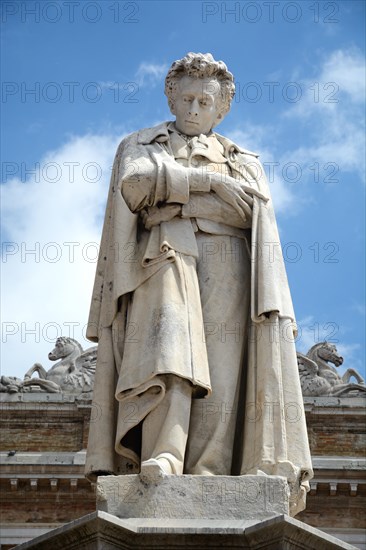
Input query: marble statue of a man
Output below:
<box><xmin>85</xmin><ymin>53</ymin><xmax>313</xmax><ymax>515</ymax></box>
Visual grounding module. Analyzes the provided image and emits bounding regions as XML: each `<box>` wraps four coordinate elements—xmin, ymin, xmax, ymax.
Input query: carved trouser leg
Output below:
<box><xmin>114</xmin><ymin>248</ymin><xmax>210</xmax><ymax>469</ymax></box>
<box><xmin>184</xmin><ymin>233</ymin><xmax>250</xmax><ymax>475</ymax></box>
<box><xmin>141</xmin><ymin>375</ymin><xmax>192</xmax><ymax>474</ymax></box>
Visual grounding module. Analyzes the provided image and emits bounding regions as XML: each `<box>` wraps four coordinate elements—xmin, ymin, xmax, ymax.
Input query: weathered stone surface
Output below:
<box><xmin>1</xmin><ymin>394</ymin><xmax>364</xmax><ymax>548</ymax></box>
<box><xmin>96</xmin><ymin>473</ymin><xmax>289</xmax><ymax>522</ymax></box>
<box><xmin>13</xmin><ymin>511</ymin><xmax>358</xmax><ymax>549</ymax></box>
<box><xmin>85</xmin><ymin>52</ymin><xmax>313</xmax><ymax>519</ymax></box>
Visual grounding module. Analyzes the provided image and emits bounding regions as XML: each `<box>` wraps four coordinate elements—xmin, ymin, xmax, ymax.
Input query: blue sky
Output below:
<box><xmin>1</xmin><ymin>0</ymin><xmax>365</xmax><ymax>381</ymax></box>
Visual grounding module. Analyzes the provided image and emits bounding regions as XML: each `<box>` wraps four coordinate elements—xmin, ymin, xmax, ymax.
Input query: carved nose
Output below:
<box><xmin>48</xmin><ymin>352</ymin><xmax>55</xmax><ymax>360</ymax></box>
<box><xmin>188</xmin><ymin>99</ymin><xmax>199</xmax><ymax>116</ymax></box>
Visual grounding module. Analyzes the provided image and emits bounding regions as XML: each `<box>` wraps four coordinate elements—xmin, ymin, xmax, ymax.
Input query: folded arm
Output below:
<box><xmin>120</xmin><ymin>138</ymin><xmax>265</xmax><ymax>229</ymax></box>
<box><xmin>120</xmin><ymin>139</ymin><xmax>211</xmax><ymax>213</ymax></box>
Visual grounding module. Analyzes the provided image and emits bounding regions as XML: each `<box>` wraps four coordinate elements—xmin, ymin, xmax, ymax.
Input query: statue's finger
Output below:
<box><xmin>236</xmin><ymin>198</ymin><xmax>252</xmax><ymax>218</ymax></box>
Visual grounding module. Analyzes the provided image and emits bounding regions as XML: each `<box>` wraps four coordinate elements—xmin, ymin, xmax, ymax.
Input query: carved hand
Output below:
<box><xmin>210</xmin><ymin>176</ymin><xmax>253</xmax><ymax>221</ymax></box>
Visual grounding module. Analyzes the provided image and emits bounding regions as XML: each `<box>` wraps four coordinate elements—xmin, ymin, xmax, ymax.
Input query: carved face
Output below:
<box><xmin>48</xmin><ymin>337</ymin><xmax>70</xmax><ymax>360</ymax></box>
<box><xmin>171</xmin><ymin>76</ymin><xmax>223</xmax><ymax>136</ymax></box>
<box><xmin>319</xmin><ymin>343</ymin><xmax>344</xmax><ymax>367</ymax></box>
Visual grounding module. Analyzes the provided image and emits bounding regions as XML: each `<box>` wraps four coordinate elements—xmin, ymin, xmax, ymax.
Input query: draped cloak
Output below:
<box><xmin>85</xmin><ymin>121</ymin><xmax>313</xmax><ymax>516</ymax></box>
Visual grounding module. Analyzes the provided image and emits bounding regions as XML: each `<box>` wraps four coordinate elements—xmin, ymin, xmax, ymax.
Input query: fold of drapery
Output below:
<box><xmin>85</xmin><ymin>124</ymin><xmax>313</xmax><ymax>516</ymax></box>
<box><xmin>238</xmin><ymin>195</ymin><xmax>313</xmax><ymax>515</ymax></box>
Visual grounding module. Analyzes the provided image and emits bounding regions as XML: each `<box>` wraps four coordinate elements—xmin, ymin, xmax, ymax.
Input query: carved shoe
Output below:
<box><xmin>140</xmin><ymin>457</ymin><xmax>173</xmax><ymax>482</ymax></box>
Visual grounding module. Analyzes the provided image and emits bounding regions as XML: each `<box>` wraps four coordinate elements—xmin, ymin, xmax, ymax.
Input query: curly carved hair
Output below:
<box><xmin>165</xmin><ymin>52</ymin><xmax>235</xmax><ymax>116</ymax></box>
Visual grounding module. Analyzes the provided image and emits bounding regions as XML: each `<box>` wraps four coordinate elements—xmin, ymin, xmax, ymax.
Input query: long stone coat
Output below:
<box><xmin>85</xmin><ymin>121</ymin><xmax>313</xmax><ymax>515</ymax></box>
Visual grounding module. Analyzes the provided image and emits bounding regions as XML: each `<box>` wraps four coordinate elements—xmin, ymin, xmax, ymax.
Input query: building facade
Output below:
<box><xmin>0</xmin><ymin>390</ymin><xmax>365</xmax><ymax>548</ymax></box>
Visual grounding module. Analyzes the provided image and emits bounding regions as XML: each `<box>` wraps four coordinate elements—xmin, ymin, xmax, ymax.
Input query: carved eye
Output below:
<box><xmin>229</xmin><ymin>147</ymin><xmax>237</xmax><ymax>162</ymax></box>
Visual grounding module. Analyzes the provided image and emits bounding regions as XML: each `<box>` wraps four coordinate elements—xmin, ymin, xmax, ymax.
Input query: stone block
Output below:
<box><xmin>96</xmin><ymin>473</ymin><xmax>289</xmax><ymax>523</ymax></box>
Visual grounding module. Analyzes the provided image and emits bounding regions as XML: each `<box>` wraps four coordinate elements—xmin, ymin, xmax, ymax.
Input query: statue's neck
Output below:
<box><xmin>171</xmin><ymin>121</ymin><xmax>214</xmax><ymax>140</ymax></box>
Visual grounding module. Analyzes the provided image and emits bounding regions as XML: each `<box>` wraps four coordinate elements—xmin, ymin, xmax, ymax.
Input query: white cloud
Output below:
<box><xmin>1</xmin><ymin>133</ymin><xmax>123</xmax><ymax>379</ymax></box>
<box><xmin>224</xmin><ymin>48</ymin><xmax>365</xmax><ymax>219</ymax></box>
<box><xmin>285</xmin><ymin>48</ymin><xmax>365</xmax><ymax>117</ymax></box>
<box><xmin>135</xmin><ymin>62</ymin><xmax>169</xmax><ymax>87</ymax></box>
<box><xmin>314</xmin><ymin>48</ymin><xmax>364</xmax><ymax>104</ymax></box>
<box><xmin>283</xmin><ymin>48</ymin><xmax>365</xmax><ymax>182</ymax></box>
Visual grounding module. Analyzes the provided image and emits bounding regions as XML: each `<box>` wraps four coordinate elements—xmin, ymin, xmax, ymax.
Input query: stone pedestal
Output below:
<box><xmin>13</xmin><ymin>474</ymin><xmax>357</xmax><ymax>549</ymax></box>
<box><xmin>96</xmin><ymin>473</ymin><xmax>289</xmax><ymax>524</ymax></box>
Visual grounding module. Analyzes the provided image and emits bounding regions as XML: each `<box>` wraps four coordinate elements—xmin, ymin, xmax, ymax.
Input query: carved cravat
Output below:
<box><xmin>168</xmin><ymin>125</ymin><xmax>228</xmax><ymax>166</ymax></box>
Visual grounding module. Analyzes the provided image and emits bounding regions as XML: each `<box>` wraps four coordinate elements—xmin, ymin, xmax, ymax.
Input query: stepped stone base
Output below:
<box><xmin>13</xmin><ymin>510</ymin><xmax>356</xmax><ymax>549</ymax></box>
<box><xmin>13</xmin><ymin>474</ymin><xmax>357</xmax><ymax>549</ymax></box>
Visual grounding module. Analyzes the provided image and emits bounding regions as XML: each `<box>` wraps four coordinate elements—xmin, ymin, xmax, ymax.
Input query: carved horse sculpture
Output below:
<box><xmin>21</xmin><ymin>337</ymin><xmax>97</xmax><ymax>393</ymax></box>
<box><xmin>297</xmin><ymin>342</ymin><xmax>366</xmax><ymax>396</ymax></box>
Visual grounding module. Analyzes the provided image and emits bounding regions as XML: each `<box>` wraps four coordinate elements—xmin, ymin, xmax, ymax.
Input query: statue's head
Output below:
<box><xmin>165</xmin><ymin>52</ymin><xmax>235</xmax><ymax>136</ymax></box>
